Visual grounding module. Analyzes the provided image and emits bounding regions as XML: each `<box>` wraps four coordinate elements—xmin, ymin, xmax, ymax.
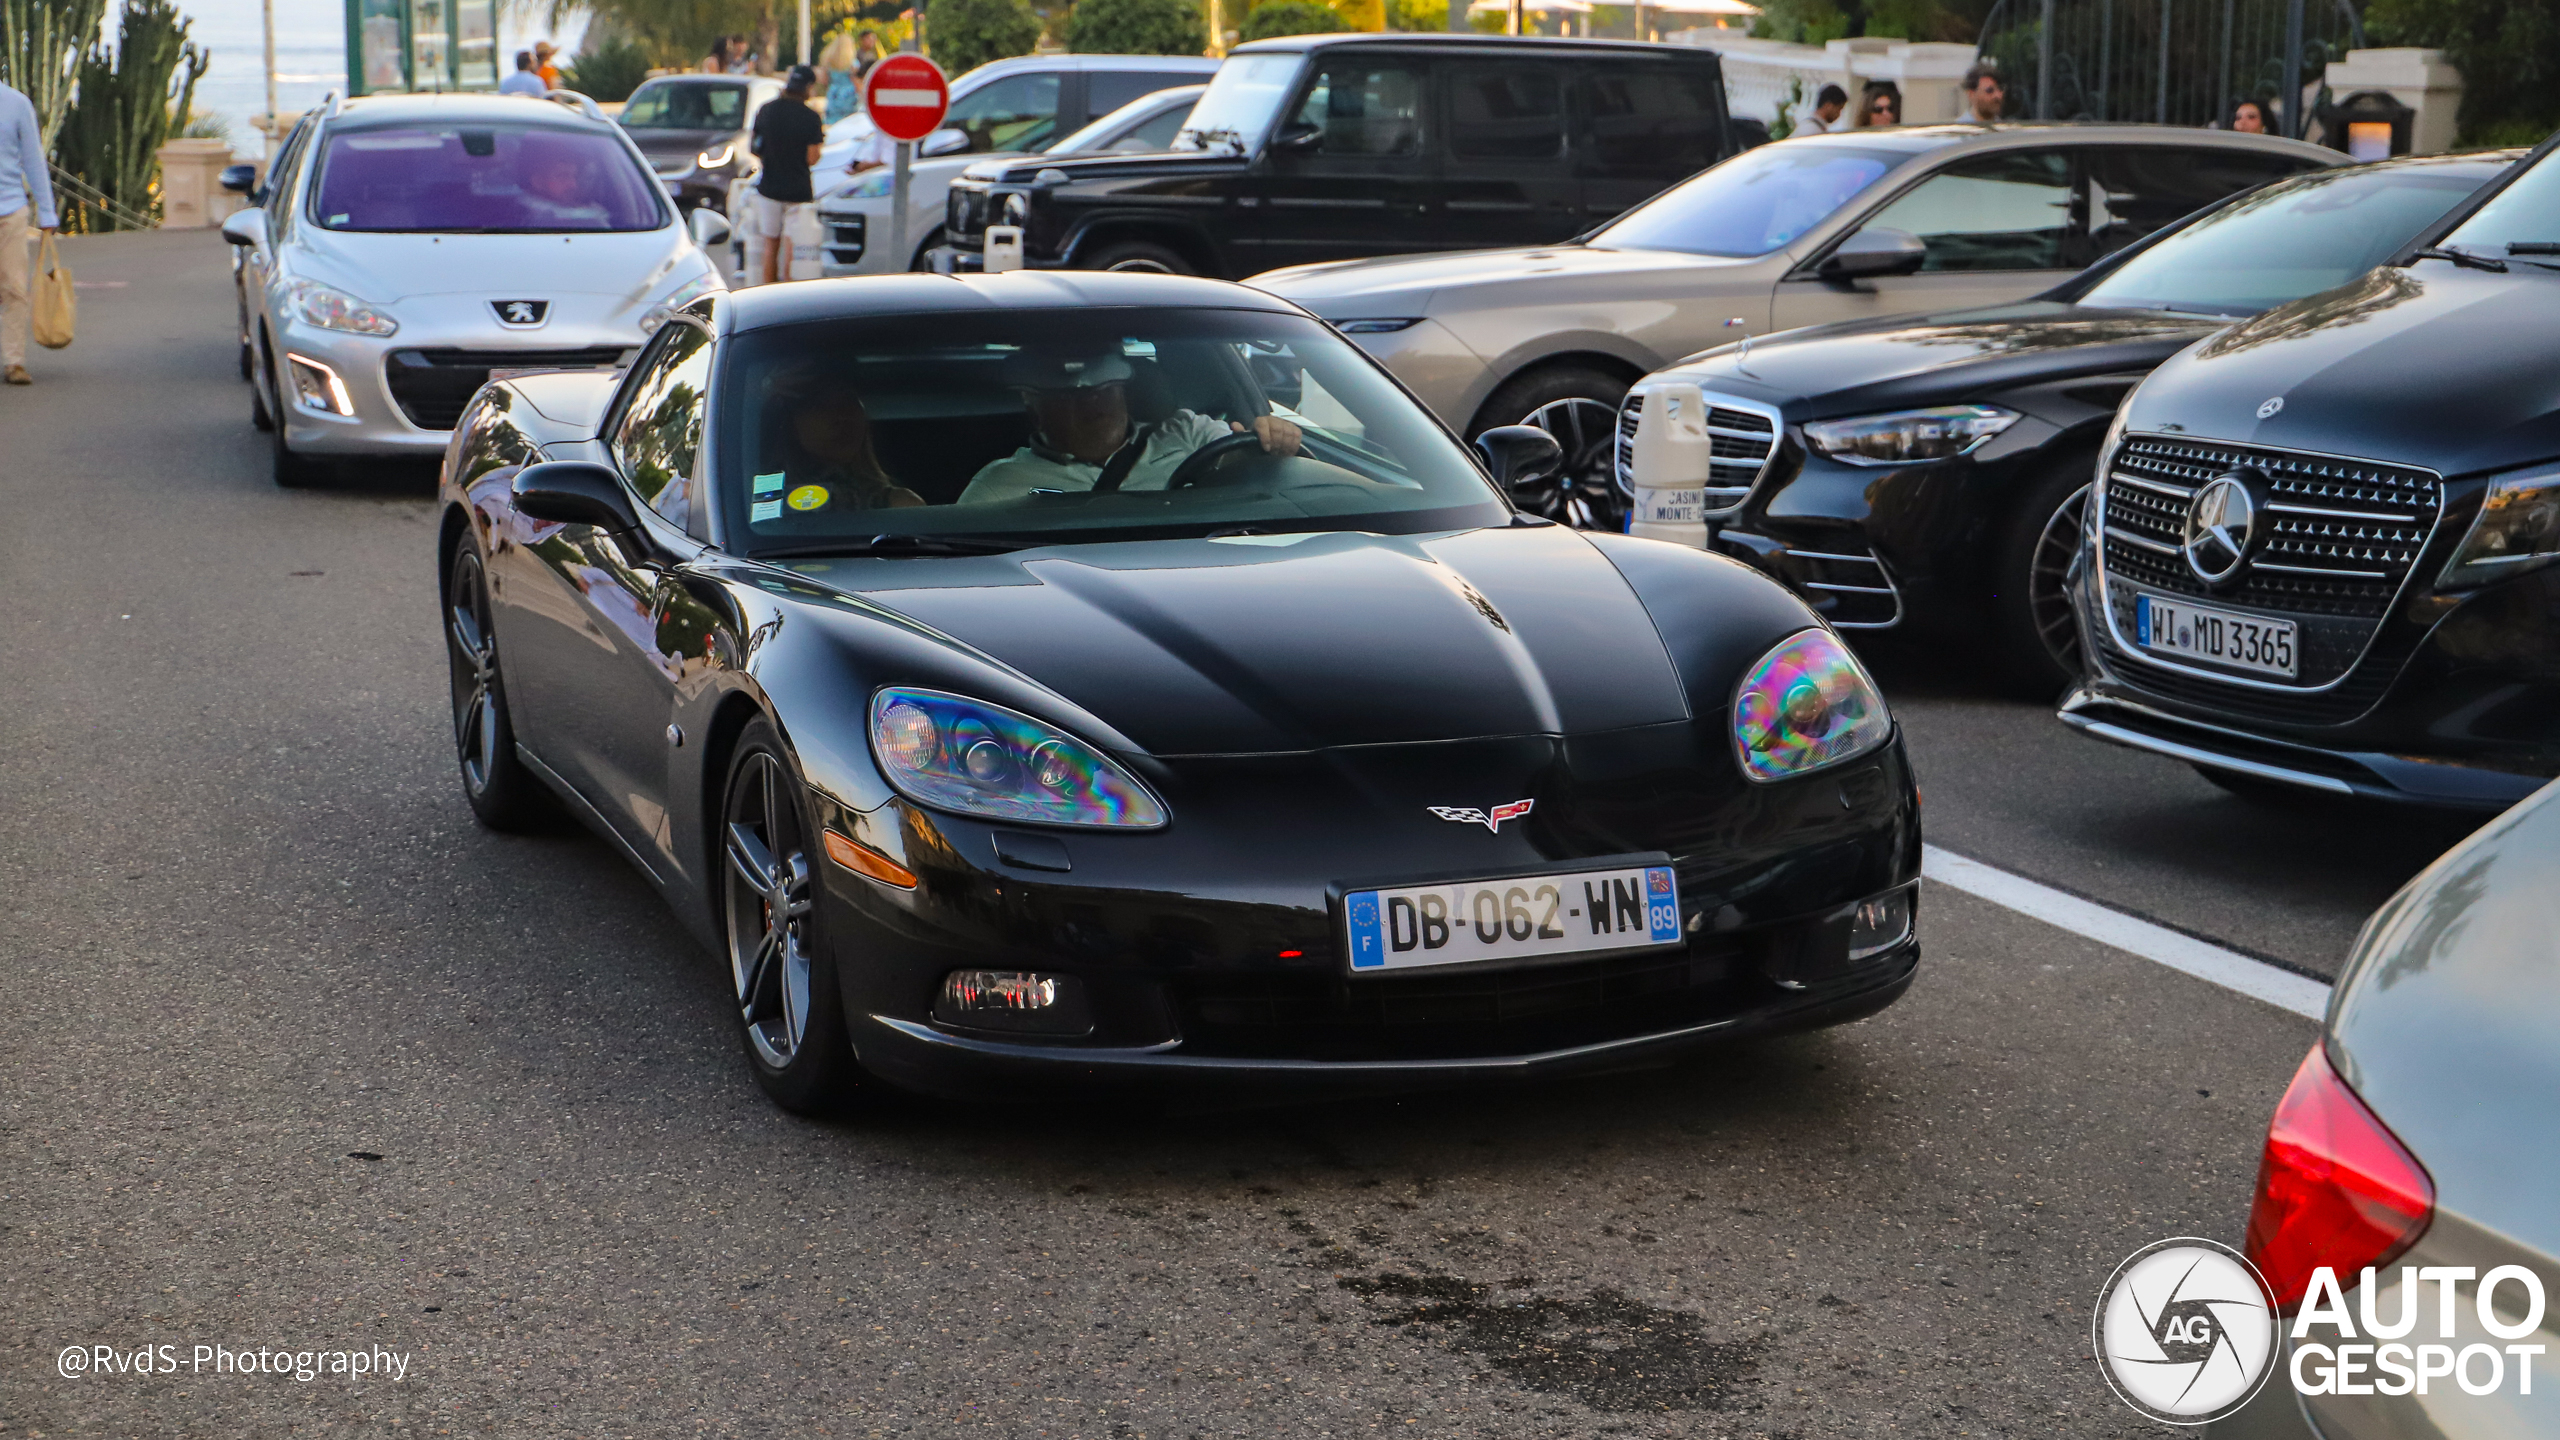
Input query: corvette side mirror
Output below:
<box><xmin>688</xmin><ymin>205</ymin><xmax>732</xmax><ymax>251</ymax></box>
<box><xmin>1476</xmin><ymin>424</ymin><xmax>1564</xmax><ymax>490</ymax></box>
<box><xmin>514</xmin><ymin>461</ymin><xmax>644</xmax><ymax>537</ymax></box>
<box><xmin>1820</xmin><ymin>226</ymin><xmax>1927</xmax><ymax>281</ymax></box>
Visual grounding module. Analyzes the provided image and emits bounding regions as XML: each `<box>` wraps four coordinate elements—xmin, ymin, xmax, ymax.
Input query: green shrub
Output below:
<box><xmin>2367</xmin><ymin>0</ymin><xmax>2560</xmax><ymax>147</ymax></box>
<box><xmin>925</xmin><ymin>0</ymin><xmax>1042</xmax><ymax>77</ymax></box>
<box><xmin>1068</xmin><ymin>0</ymin><xmax>1204</xmax><ymax>53</ymax></box>
<box><xmin>1238</xmin><ymin>0</ymin><xmax>1346</xmax><ymax>41</ymax></box>
<box><xmin>562</xmin><ymin>38</ymin><xmax>650</xmax><ymax>102</ymax></box>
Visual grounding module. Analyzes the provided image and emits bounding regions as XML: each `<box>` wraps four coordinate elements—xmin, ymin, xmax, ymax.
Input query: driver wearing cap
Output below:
<box><xmin>959</xmin><ymin>348</ymin><xmax>1302</xmax><ymax>505</ymax></box>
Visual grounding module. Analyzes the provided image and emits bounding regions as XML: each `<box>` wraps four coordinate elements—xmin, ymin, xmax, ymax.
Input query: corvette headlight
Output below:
<box><xmin>639</xmin><ymin>268</ymin><xmax>724</xmax><ymax>333</ymax></box>
<box><xmin>697</xmin><ymin>142</ymin><xmax>734</xmax><ymax>170</ymax></box>
<box><xmin>870</xmin><ymin>688</ymin><xmax>1167</xmax><ymax>829</ymax></box>
<box><xmin>1803</xmin><ymin>404</ymin><xmax>2018</xmax><ymax>466</ymax></box>
<box><xmin>1731</xmin><ymin>629</ymin><xmax>1892</xmax><ymax>783</ymax></box>
<box><xmin>286</xmin><ymin>278</ymin><xmax>398</xmax><ymax>336</ymax></box>
<box><xmin>2440</xmin><ymin>465</ymin><xmax>2560</xmax><ymax>589</ymax></box>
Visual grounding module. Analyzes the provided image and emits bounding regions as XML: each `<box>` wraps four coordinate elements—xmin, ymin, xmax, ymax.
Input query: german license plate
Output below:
<box><xmin>1636</xmin><ymin>489</ymin><xmax>1704</xmax><ymax>525</ymax></box>
<box><xmin>1342</xmin><ymin>863</ymin><xmax>1682</xmax><ymax>974</ymax></box>
<box><xmin>2136</xmin><ymin>592</ymin><xmax>2298</xmax><ymax>678</ymax></box>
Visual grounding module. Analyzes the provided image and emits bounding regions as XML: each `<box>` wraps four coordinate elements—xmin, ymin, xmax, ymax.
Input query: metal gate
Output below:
<box><xmin>1973</xmin><ymin>0</ymin><xmax>2363</xmax><ymax>137</ymax></box>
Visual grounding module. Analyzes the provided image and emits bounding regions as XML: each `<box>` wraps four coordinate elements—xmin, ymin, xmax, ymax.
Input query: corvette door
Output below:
<box><xmin>1771</xmin><ymin>148</ymin><xmax>2081</xmax><ymax>330</ymax></box>
<box><xmin>497</xmin><ymin>322</ymin><xmax>704</xmax><ymax>869</ymax></box>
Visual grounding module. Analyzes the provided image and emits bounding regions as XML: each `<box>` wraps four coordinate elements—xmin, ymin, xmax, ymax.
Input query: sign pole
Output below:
<box><xmin>890</xmin><ymin>140</ymin><xmax>911</xmax><ymax>272</ymax></box>
<box><xmin>263</xmin><ymin>0</ymin><xmax>280</xmax><ymax>160</ymax></box>
<box><xmin>798</xmin><ymin>0</ymin><xmax>812</xmax><ymax>69</ymax></box>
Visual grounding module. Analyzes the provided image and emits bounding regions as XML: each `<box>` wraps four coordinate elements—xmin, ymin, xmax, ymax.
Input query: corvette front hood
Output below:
<box><xmin>850</xmin><ymin>526</ymin><xmax>1693</xmax><ymax>755</ymax></box>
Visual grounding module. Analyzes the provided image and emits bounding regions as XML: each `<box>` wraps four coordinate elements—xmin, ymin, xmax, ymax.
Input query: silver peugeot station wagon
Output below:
<box><xmin>223</xmin><ymin>90</ymin><xmax>726</xmax><ymax>486</ymax></box>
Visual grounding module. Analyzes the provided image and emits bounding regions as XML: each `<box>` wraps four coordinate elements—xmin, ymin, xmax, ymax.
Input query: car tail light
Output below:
<box><xmin>2243</xmin><ymin>1043</ymin><xmax>2435</xmax><ymax>1313</ymax></box>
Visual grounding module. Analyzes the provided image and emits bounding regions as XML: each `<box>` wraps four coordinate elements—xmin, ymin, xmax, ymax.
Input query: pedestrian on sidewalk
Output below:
<box><xmin>700</xmin><ymin>36</ymin><xmax>732</xmax><ymax>74</ymax></box>
<box><xmin>1961</xmin><ymin>63</ymin><xmax>2006</xmax><ymax>124</ymax></box>
<box><xmin>1854</xmin><ymin>80</ymin><xmax>1900</xmax><ymax>128</ymax></box>
<box><xmin>1797</xmin><ymin>83</ymin><xmax>1848</xmax><ymax>135</ymax></box>
<box><xmin>750</xmin><ymin>65</ymin><xmax>825</xmax><ymax>285</ymax></box>
<box><xmin>499</xmin><ymin>51</ymin><xmax>549</xmax><ymax>96</ymax></box>
<box><xmin>820</xmin><ymin>32</ymin><xmax>863</xmax><ymax>123</ymax></box>
<box><xmin>534</xmin><ymin>41</ymin><xmax>562</xmax><ymax>89</ymax></box>
<box><xmin>0</xmin><ymin>78</ymin><xmax>60</xmax><ymax>386</ymax></box>
<box><xmin>2227</xmin><ymin>98</ymin><xmax>2268</xmax><ymax>133</ymax></box>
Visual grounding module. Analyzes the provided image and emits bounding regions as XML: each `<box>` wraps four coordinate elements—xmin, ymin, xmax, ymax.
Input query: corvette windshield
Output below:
<box><xmin>311</xmin><ymin>123</ymin><xmax>666</xmax><ymax>232</ymax></box>
<box><xmin>2082</xmin><ymin>160</ymin><xmax>2495</xmax><ymax>315</ymax></box>
<box><xmin>1588</xmin><ymin>143</ymin><xmax>1901</xmax><ymax>257</ymax></box>
<box><xmin>712</xmin><ymin>308</ymin><xmax>1508</xmax><ymax>555</ymax></box>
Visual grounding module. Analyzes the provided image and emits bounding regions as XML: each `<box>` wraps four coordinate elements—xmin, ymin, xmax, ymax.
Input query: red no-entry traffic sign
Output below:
<box><xmin>862</xmin><ymin>53</ymin><xmax>950</xmax><ymax>143</ymax></box>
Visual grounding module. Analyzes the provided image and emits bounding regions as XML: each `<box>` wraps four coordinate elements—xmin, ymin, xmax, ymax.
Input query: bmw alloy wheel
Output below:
<box><xmin>1505</xmin><ymin>396</ymin><xmax>1625</xmax><ymax>531</ymax></box>
<box><xmin>723</xmin><ymin>749</ymin><xmax>817</xmax><ymax>1070</ymax></box>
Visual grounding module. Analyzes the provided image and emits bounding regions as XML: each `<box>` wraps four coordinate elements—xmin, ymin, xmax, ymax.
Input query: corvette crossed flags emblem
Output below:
<box><xmin>1428</xmin><ymin>800</ymin><xmax>1535</xmax><ymax>833</ymax></box>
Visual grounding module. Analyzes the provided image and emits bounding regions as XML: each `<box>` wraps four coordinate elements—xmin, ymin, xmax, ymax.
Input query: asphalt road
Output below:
<box><xmin>0</xmin><ymin>230</ymin><xmax>2477</xmax><ymax>1438</ymax></box>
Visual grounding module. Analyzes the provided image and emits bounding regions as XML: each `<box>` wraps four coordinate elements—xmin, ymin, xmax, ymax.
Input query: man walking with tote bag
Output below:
<box><xmin>1</xmin><ymin>78</ymin><xmax>63</xmax><ymax>385</ymax></box>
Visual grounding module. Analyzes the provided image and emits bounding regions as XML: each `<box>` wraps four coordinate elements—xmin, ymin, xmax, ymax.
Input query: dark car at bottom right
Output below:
<box><xmin>2063</xmin><ymin>133</ymin><xmax>2560</xmax><ymax>811</ymax></box>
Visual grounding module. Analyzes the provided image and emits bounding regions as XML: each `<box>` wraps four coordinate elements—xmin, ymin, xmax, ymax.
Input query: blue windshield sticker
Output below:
<box><xmin>753</xmin><ymin>472</ymin><xmax>787</xmax><ymax>495</ymax></box>
<box><xmin>750</xmin><ymin>498</ymin><xmax>782</xmax><ymax>522</ymax></box>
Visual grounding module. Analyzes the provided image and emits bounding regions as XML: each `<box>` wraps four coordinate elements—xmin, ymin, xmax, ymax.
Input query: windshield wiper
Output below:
<box><xmin>749</xmin><ymin>534</ymin><xmax>1025</xmax><ymax>561</ymax></box>
<box><xmin>2410</xmin><ymin>245</ymin><xmax>2507</xmax><ymax>272</ymax></box>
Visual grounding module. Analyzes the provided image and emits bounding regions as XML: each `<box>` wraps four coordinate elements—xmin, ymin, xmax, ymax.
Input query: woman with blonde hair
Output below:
<box><xmin>820</xmin><ymin>32</ymin><xmax>862</xmax><ymax>124</ymax></box>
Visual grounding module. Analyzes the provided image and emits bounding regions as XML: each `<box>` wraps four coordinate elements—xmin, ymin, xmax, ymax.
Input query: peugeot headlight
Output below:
<box><xmin>870</xmin><ymin>688</ymin><xmax>1167</xmax><ymax>828</ymax></box>
<box><xmin>639</xmin><ymin>268</ymin><xmax>724</xmax><ymax>333</ymax></box>
<box><xmin>286</xmin><ymin>278</ymin><xmax>398</xmax><ymax>337</ymax></box>
<box><xmin>1731</xmin><ymin>630</ymin><xmax>1892</xmax><ymax>782</ymax></box>
<box><xmin>1803</xmin><ymin>404</ymin><xmax>2018</xmax><ymax>466</ymax></box>
<box><xmin>696</xmin><ymin>142</ymin><xmax>735</xmax><ymax>170</ymax></box>
<box><xmin>2440</xmin><ymin>464</ymin><xmax>2560</xmax><ymax>589</ymax></box>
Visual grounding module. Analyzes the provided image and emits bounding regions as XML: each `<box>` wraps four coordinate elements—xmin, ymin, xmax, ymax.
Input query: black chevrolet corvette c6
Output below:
<box><xmin>434</xmin><ymin>272</ymin><xmax>1920</xmax><ymax>1110</ymax></box>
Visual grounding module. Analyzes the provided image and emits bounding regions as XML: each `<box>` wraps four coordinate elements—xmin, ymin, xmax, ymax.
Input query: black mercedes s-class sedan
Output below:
<box><xmin>2061</xmin><ymin>134</ymin><xmax>2560</xmax><ymax>811</ymax></box>
<box><xmin>1616</xmin><ymin>149</ymin><xmax>2518</xmax><ymax>692</ymax></box>
<box><xmin>434</xmin><ymin>272</ymin><xmax>1919</xmax><ymax>1111</ymax></box>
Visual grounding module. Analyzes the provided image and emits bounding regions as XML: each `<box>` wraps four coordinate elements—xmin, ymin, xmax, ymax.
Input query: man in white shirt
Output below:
<box><xmin>498</xmin><ymin>51</ymin><xmax>548</xmax><ymax>96</ymax></box>
<box><xmin>961</xmin><ymin>349</ymin><xmax>1302</xmax><ymax>504</ymax></box>
<box><xmin>1794</xmin><ymin>84</ymin><xmax>1847</xmax><ymax>135</ymax></box>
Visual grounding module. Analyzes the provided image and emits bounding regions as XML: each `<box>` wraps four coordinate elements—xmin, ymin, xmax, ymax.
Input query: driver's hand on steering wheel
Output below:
<box><xmin>1232</xmin><ymin>415</ymin><xmax>1303</xmax><ymax>458</ymax></box>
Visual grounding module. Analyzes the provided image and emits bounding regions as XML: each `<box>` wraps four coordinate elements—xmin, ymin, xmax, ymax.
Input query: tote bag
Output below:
<box><xmin>32</xmin><ymin>231</ymin><xmax>74</xmax><ymax>349</ymax></box>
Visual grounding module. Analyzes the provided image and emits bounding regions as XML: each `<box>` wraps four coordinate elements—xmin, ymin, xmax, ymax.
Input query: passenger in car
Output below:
<box><xmin>959</xmin><ymin>348</ymin><xmax>1301</xmax><ymax>504</ymax></box>
<box><xmin>517</xmin><ymin>137</ymin><xmax>610</xmax><ymax>228</ymax></box>
<box><xmin>767</xmin><ymin>373</ymin><xmax>924</xmax><ymax>515</ymax></box>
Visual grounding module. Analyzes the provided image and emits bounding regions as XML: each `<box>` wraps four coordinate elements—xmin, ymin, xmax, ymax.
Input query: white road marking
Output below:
<box><xmin>1922</xmin><ymin>844</ymin><xmax>2330</xmax><ymax>1021</ymax></box>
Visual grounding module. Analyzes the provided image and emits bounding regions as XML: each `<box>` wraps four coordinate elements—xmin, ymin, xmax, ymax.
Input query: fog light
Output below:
<box><xmin>285</xmin><ymin>353</ymin><xmax>354</xmax><ymax>416</ymax></box>
<box><xmin>1848</xmin><ymin>888</ymin><xmax>1914</xmax><ymax>960</ymax></box>
<box><xmin>932</xmin><ymin>969</ymin><xmax>1094</xmax><ymax>1036</ymax></box>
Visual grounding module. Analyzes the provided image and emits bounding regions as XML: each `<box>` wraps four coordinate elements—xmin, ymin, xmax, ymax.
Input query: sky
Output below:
<box><xmin>182</xmin><ymin>0</ymin><xmax>588</xmax><ymax>156</ymax></box>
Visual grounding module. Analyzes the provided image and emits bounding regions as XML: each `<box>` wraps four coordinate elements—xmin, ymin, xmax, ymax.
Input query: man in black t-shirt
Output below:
<box><xmin>749</xmin><ymin>65</ymin><xmax>825</xmax><ymax>283</ymax></box>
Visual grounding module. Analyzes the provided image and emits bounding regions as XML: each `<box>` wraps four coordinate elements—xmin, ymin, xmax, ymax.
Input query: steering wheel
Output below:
<box><xmin>1165</xmin><ymin>430</ymin><xmax>1271</xmax><ymax>490</ymax></box>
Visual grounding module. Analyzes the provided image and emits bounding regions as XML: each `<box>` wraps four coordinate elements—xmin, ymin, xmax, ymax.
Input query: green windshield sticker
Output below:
<box><xmin>753</xmin><ymin>472</ymin><xmax>787</xmax><ymax>495</ymax></box>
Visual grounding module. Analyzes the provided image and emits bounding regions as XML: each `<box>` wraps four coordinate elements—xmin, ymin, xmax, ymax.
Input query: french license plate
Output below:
<box><xmin>1342</xmin><ymin>863</ymin><xmax>1682</xmax><ymax>974</ymax></box>
<box><xmin>1637</xmin><ymin>489</ymin><xmax>1705</xmax><ymax>524</ymax></box>
<box><xmin>2136</xmin><ymin>593</ymin><xmax>2298</xmax><ymax>678</ymax></box>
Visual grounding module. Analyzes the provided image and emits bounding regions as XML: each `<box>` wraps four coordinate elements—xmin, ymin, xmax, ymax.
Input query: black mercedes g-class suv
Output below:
<box><xmin>934</xmin><ymin>33</ymin><xmax>1735</xmax><ymax>278</ymax></box>
<box><xmin>2061</xmin><ymin>131</ymin><xmax>2560</xmax><ymax>810</ymax></box>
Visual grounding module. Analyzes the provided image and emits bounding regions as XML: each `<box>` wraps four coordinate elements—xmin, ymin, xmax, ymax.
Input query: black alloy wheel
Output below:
<box><xmin>445</xmin><ymin>546</ymin><xmax>552</xmax><ymax>830</ymax></box>
<box><xmin>1991</xmin><ymin>455</ymin><xmax>2099</xmax><ymax>696</ymax></box>
<box><xmin>720</xmin><ymin>720</ymin><xmax>858</xmax><ymax>1113</ymax></box>
<box><xmin>1475</xmin><ymin>365</ymin><xmax>1630</xmax><ymax>531</ymax></box>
